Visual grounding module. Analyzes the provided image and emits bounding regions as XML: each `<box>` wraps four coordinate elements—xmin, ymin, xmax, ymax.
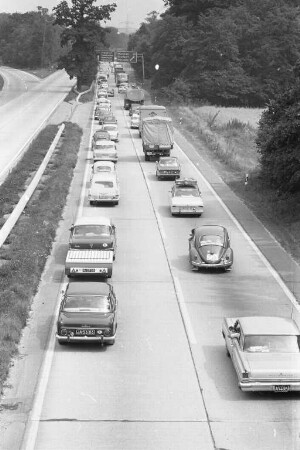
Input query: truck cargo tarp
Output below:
<box><xmin>142</xmin><ymin>116</ymin><xmax>174</xmax><ymax>146</ymax></box>
<box><xmin>125</xmin><ymin>89</ymin><xmax>145</xmax><ymax>102</ymax></box>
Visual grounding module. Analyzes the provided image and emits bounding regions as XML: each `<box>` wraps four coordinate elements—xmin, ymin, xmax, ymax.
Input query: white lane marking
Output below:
<box><xmin>176</xmin><ymin>142</ymin><xmax>300</xmax><ymax>310</ymax></box>
<box><xmin>173</xmin><ymin>275</ymin><xmax>197</xmax><ymax>345</ymax></box>
<box><xmin>21</xmin><ymin>282</ymin><xmax>68</xmax><ymax>450</ymax></box>
<box><xmin>143</xmin><ymin>172</ymin><xmax>167</xmax><ymax>240</ymax></box>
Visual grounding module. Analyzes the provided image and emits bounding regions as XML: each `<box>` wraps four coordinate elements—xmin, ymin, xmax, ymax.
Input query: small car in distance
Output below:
<box><xmin>56</xmin><ymin>281</ymin><xmax>117</xmax><ymax>345</ymax></box>
<box><xmin>118</xmin><ymin>84</ymin><xmax>127</xmax><ymax>93</ymax></box>
<box><xmin>108</xmin><ymin>88</ymin><xmax>115</xmax><ymax>97</ymax></box>
<box><xmin>93</xmin><ymin>140</ymin><xmax>118</xmax><ymax>163</ymax></box>
<box><xmin>100</xmin><ymin>123</ymin><xmax>119</xmax><ymax>142</ymax></box>
<box><xmin>170</xmin><ymin>178</ymin><xmax>203</xmax><ymax>216</ymax></box>
<box><xmin>89</xmin><ymin>172</ymin><xmax>120</xmax><ymax>205</ymax></box>
<box><xmin>130</xmin><ymin>113</ymin><xmax>140</xmax><ymax>129</ymax></box>
<box><xmin>92</xmin><ymin>130</ymin><xmax>110</xmax><ymax>143</ymax></box>
<box><xmin>156</xmin><ymin>156</ymin><xmax>181</xmax><ymax>180</ymax></box>
<box><xmin>222</xmin><ymin>316</ymin><xmax>300</xmax><ymax>392</ymax></box>
<box><xmin>97</xmin><ymin>90</ymin><xmax>108</xmax><ymax>98</ymax></box>
<box><xmin>188</xmin><ymin>225</ymin><xmax>233</xmax><ymax>270</ymax></box>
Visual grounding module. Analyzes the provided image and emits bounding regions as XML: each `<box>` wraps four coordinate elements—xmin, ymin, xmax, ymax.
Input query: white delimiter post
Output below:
<box><xmin>0</xmin><ymin>123</ymin><xmax>65</xmax><ymax>248</ymax></box>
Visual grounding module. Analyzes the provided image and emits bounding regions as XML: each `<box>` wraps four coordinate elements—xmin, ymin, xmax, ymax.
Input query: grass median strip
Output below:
<box><xmin>0</xmin><ymin>122</ymin><xmax>82</xmax><ymax>391</ymax></box>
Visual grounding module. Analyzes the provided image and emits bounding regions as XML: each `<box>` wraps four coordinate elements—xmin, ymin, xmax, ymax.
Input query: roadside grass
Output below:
<box><xmin>25</xmin><ymin>67</ymin><xmax>57</xmax><ymax>79</ymax></box>
<box><xmin>0</xmin><ymin>122</ymin><xmax>82</xmax><ymax>391</ymax></box>
<box><xmin>167</xmin><ymin>103</ymin><xmax>300</xmax><ymax>265</ymax></box>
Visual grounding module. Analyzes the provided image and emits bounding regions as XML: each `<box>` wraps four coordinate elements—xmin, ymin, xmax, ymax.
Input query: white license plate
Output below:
<box><xmin>75</xmin><ymin>329</ymin><xmax>95</xmax><ymax>336</ymax></box>
<box><xmin>273</xmin><ymin>385</ymin><xmax>290</xmax><ymax>392</ymax></box>
<box><xmin>71</xmin><ymin>268</ymin><xmax>108</xmax><ymax>274</ymax></box>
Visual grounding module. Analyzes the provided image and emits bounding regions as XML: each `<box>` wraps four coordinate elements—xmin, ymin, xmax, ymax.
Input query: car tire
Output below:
<box><xmin>58</xmin><ymin>339</ymin><xmax>67</xmax><ymax>345</ymax></box>
<box><xmin>106</xmin><ymin>338</ymin><xmax>115</xmax><ymax>346</ymax></box>
<box><xmin>90</xmin><ymin>201</ymin><xmax>94</xmax><ymax>206</ymax></box>
<box><xmin>145</xmin><ymin>154</ymin><xmax>149</xmax><ymax>161</ymax></box>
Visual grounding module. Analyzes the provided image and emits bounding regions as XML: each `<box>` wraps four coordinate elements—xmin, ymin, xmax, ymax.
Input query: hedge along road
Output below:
<box><xmin>0</xmin><ymin>68</ymin><xmax>75</xmax><ymax>183</ymax></box>
<box><xmin>7</xmin><ymin>83</ymin><xmax>300</xmax><ymax>450</ymax></box>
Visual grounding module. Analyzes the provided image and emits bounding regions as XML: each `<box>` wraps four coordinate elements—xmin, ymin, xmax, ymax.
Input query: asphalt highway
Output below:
<box><xmin>1</xmin><ymin>76</ymin><xmax>300</xmax><ymax>450</ymax></box>
<box><xmin>0</xmin><ymin>67</ymin><xmax>74</xmax><ymax>182</ymax></box>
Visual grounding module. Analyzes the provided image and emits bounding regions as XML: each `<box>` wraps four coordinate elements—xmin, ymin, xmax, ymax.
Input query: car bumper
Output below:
<box><xmin>56</xmin><ymin>332</ymin><xmax>116</xmax><ymax>343</ymax></box>
<box><xmin>171</xmin><ymin>206</ymin><xmax>203</xmax><ymax>215</ymax></box>
<box><xmin>239</xmin><ymin>380</ymin><xmax>300</xmax><ymax>392</ymax></box>
<box><xmin>89</xmin><ymin>197</ymin><xmax>119</xmax><ymax>203</ymax></box>
<box><xmin>191</xmin><ymin>259</ymin><xmax>232</xmax><ymax>268</ymax></box>
<box><xmin>93</xmin><ymin>157</ymin><xmax>118</xmax><ymax>162</ymax></box>
<box><xmin>157</xmin><ymin>171</ymin><xmax>180</xmax><ymax>178</ymax></box>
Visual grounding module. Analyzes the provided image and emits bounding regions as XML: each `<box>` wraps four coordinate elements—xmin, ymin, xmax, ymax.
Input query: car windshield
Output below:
<box><xmin>160</xmin><ymin>159</ymin><xmax>177</xmax><ymax>167</ymax></box>
<box><xmin>95</xmin><ymin>144</ymin><xmax>115</xmax><ymax>150</ymax></box>
<box><xmin>73</xmin><ymin>225</ymin><xmax>111</xmax><ymax>236</ymax></box>
<box><xmin>95</xmin><ymin>165</ymin><xmax>112</xmax><ymax>172</ymax></box>
<box><xmin>175</xmin><ymin>187</ymin><xmax>199</xmax><ymax>197</ymax></box>
<box><xmin>93</xmin><ymin>181</ymin><xmax>114</xmax><ymax>188</ymax></box>
<box><xmin>243</xmin><ymin>335</ymin><xmax>300</xmax><ymax>353</ymax></box>
<box><xmin>199</xmin><ymin>235</ymin><xmax>223</xmax><ymax>246</ymax></box>
<box><xmin>64</xmin><ymin>295</ymin><xmax>112</xmax><ymax>312</ymax></box>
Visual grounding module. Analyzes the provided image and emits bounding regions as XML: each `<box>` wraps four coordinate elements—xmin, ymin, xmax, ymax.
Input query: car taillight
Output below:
<box><xmin>242</xmin><ymin>370</ymin><xmax>249</xmax><ymax>379</ymax></box>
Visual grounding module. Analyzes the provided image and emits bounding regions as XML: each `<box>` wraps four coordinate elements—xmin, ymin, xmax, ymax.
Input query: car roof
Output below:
<box><xmin>237</xmin><ymin>317</ymin><xmax>300</xmax><ymax>336</ymax></box>
<box><xmin>159</xmin><ymin>156</ymin><xmax>178</xmax><ymax>162</ymax></box>
<box><xmin>194</xmin><ymin>225</ymin><xmax>226</xmax><ymax>237</ymax></box>
<box><xmin>67</xmin><ymin>281</ymin><xmax>110</xmax><ymax>296</ymax></box>
<box><xmin>94</xmin><ymin>140</ymin><xmax>115</xmax><ymax>145</ymax></box>
<box><xmin>73</xmin><ymin>216</ymin><xmax>112</xmax><ymax>227</ymax></box>
<box><xmin>92</xmin><ymin>172</ymin><xmax>117</xmax><ymax>181</ymax></box>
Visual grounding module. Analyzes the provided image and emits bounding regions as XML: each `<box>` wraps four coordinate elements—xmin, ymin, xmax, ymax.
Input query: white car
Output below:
<box><xmin>130</xmin><ymin>113</ymin><xmax>140</xmax><ymax>129</ymax></box>
<box><xmin>89</xmin><ymin>173</ymin><xmax>120</xmax><ymax>205</ymax></box>
<box><xmin>91</xmin><ymin>161</ymin><xmax>116</xmax><ymax>177</ymax></box>
<box><xmin>101</xmin><ymin>123</ymin><xmax>119</xmax><ymax>142</ymax></box>
<box><xmin>93</xmin><ymin>140</ymin><xmax>118</xmax><ymax>163</ymax></box>
<box><xmin>170</xmin><ymin>178</ymin><xmax>204</xmax><ymax>217</ymax></box>
<box><xmin>97</xmin><ymin>98</ymin><xmax>111</xmax><ymax>107</ymax></box>
<box><xmin>222</xmin><ymin>316</ymin><xmax>300</xmax><ymax>392</ymax></box>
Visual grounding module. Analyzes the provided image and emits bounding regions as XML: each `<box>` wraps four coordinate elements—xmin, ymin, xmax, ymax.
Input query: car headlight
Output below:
<box><xmin>60</xmin><ymin>328</ymin><xmax>67</xmax><ymax>335</ymax></box>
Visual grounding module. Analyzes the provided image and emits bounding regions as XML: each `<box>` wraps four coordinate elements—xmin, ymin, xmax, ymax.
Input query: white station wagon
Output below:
<box><xmin>222</xmin><ymin>316</ymin><xmax>300</xmax><ymax>392</ymax></box>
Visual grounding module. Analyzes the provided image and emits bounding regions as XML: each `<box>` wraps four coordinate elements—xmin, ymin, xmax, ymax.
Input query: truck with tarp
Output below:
<box><xmin>141</xmin><ymin>115</ymin><xmax>174</xmax><ymax>161</ymax></box>
<box><xmin>116</xmin><ymin>72</ymin><xmax>128</xmax><ymax>86</ymax></box>
<box><xmin>124</xmin><ymin>88</ymin><xmax>145</xmax><ymax>110</ymax></box>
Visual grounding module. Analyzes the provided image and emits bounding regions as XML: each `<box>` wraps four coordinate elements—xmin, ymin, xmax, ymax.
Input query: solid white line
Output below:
<box><xmin>176</xmin><ymin>142</ymin><xmax>300</xmax><ymax>311</ymax></box>
<box><xmin>173</xmin><ymin>276</ymin><xmax>197</xmax><ymax>344</ymax></box>
<box><xmin>21</xmin><ymin>282</ymin><xmax>68</xmax><ymax>450</ymax></box>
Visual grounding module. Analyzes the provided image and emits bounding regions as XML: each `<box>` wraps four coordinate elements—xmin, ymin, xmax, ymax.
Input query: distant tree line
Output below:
<box><xmin>128</xmin><ymin>0</ymin><xmax>300</xmax><ymax>107</ymax></box>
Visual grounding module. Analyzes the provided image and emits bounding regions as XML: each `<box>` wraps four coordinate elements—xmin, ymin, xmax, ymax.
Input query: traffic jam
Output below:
<box><xmin>56</xmin><ymin>58</ymin><xmax>300</xmax><ymax>395</ymax></box>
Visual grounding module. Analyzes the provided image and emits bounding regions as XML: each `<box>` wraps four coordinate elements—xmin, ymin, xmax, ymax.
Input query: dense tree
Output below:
<box><xmin>0</xmin><ymin>11</ymin><xmax>64</xmax><ymax>68</ymax></box>
<box><xmin>256</xmin><ymin>75</ymin><xmax>300</xmax><ymax>193</ymax></box>
<box><xmin>53</xmin><ymin>0</ymin><xmax>116</xmax><ymax>89</ymax></box>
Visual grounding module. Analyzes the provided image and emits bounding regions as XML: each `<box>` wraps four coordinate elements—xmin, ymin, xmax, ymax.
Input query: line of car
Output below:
<box><xmin>57</xmin><ymin>64</ymin><xmax>300</xmax><ymax>395</ymax></box>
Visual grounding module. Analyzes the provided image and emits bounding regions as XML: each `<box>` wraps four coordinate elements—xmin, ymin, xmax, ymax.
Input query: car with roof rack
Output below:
<box><xmin>170</xmin><ymin>178</ymin><xmax>203</xmax><ymax>216</ymax></box>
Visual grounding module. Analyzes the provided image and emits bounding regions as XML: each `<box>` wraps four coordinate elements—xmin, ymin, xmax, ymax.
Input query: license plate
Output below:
<box><xmin>147</xmin><ymin>152</ymin><xmax>154</xmax><ymax>155</ymax></box>
<box><xmin>72</xmin><ymin>268</ymin><xmax>108</xmax><ymax>274</ymax></box>
<box><xmin>75</xmin><ymin>329</ymin><xmax>95</xmax><ymax>336</ymax></box>
<box><xmin>273</xmin><ymin>385</ymin><xmax>290</xmax><ymax>392</ymax></box>
<box><xmin>82</xmin><ymin>268</ymin><xmax>95</xmax><ymax>272</ymax></box>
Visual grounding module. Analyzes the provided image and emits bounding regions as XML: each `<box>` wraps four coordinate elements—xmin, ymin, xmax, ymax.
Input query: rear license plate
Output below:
<box><xmin>273</xmin><ymin>385</ymin><xmax>290</xmax><ymax>392</ymax></box>
<box><xmin>82</xmin><ymin>268</ymin><xmax>95</xmax><ymax>273</ymax></box>
<box><xmin>75</xmin><ymin>329</ymin><xmax>95</xmax><ymax>336</ymax></box>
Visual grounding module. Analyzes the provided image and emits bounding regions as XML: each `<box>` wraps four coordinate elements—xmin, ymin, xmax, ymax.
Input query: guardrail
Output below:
<box><xmin>0</xmin><ymin>123</ymin><xmax>65</xmax><ymax>248</ymax></box>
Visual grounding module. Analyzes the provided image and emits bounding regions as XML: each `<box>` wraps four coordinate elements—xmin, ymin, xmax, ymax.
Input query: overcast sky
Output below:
<box><xmin>0</xmin><ymin>0</ymin><xmax>166</xmax><ymax>30</ymax></box>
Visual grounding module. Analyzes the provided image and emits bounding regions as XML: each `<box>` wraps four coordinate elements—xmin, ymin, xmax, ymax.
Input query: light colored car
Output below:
<box><xmin>101</xmin><ymin>123</ymin><xmax>119</xmax><ymax>142</ymax></box>
<box><xmin>118</xmin><ymin>84</ymin><xmax>127</xmax><ymax>93</ymax></box>
<box><xmin>170</xmin><ymin>178</ymin><xmax>204</xmax><ymax>216</ymax></box>
<box><xmin>97</xmin><ymin>89</ymin><xmax>108</xmax><ymax>98</ymax></box>
<box><xmin>222</xmin><ymin>316</ymin><xmax>300</xmax><ymax>392</ymax></box>
<box><xmin>89</xmin><ymin>173</ymin><xmax>120</xmax><ymax>205</ymax></box>
<box><xmin>97</xmin><ymin>97</ymin><xmax>111</xmax><ymax>107</ymax></box>
<box><xmin>91</xmin><ymin>161</ymin><xmax>116</xmax><ymax>177</ymax></box>
<box><xmin>100</xmin><ymin>82</ymin><xmax>108</xmax><ymax>89</ymax></box>
<box><xmin>93</xmin><ymin>140</ymin><xmax>118</xmax><ymax>162</ymax></box>
<box><xmin>130</xmin><ymin>113</ymin><xmax>140</xmax><ymax>129</ymax></box>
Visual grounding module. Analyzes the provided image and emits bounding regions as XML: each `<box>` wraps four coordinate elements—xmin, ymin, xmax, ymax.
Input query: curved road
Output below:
<box><xmin>0</xmin><ymin>67</ymin><xmax>75</xmax><ymax>183</ymax></box>
<box><xmin>1</xmin><ymin>80</ymin><xmax>300</xmax><ymax>450</ymax></box>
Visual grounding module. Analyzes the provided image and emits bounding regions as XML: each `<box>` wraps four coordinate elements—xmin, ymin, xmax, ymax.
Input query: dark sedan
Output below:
<box><xmin>156</xmin><ymin>156</ymin><xmax>181</xmax><ymax>180</ymax></box>
<box><xmin>56</xmin><ymin>281</ymin><xmax>117</xmax><ymax>345</ymax></box>
<box><xmin>188</xmin><ymin>225</ymin><xmax>233</xmax><ymax>271</ymax></box>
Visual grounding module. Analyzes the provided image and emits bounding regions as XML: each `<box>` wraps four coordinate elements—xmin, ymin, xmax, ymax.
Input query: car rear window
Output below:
<box><xmin>175</xmin><ymin>187</ymin><xmax>199</xmax><ymax>197</ymax></box>
<box><xmin>95</xmin><ymin>144</ymin><xmax>115</xmax><ymax>150</ymax></box>
<box><xmin>199</xmin><ymin>235</ymin><xmax>223</xmax><ymax>246</ymax></box>
<box><xmin>243</xmin><ymin>335</ymin><xmax>300</xmax><ymax>353</ymax></box>
<box><xmin>73</xmin><ymin>225</ymin><xmax>111</xmax><ymax>236</ymax></box>
<box><xmin>64</xmin><ymin>295</ymin><xmax>112</xmax><ymax>312</ymax></box>
<box><xmin>94</xmin><ymin>181</ymin><xmax>114</xmax><ymax>188</ymax></box>
<box><xmin>159</xmin><ymin>159</ymin><xmax>177</xmax><ymax>166</ymax></box>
